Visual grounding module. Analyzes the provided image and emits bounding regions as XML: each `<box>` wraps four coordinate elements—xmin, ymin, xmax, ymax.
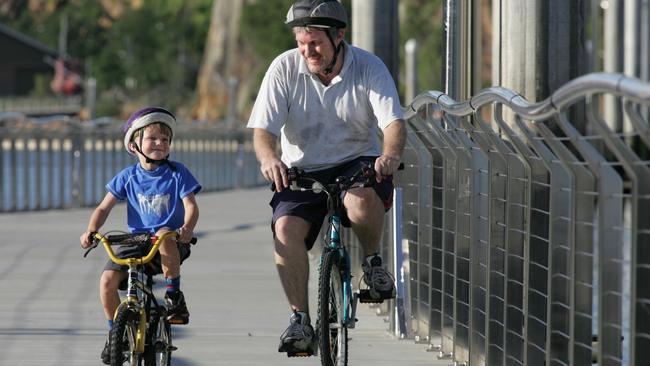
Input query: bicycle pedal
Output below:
<box><xmin>168</xmin><ymin>317</ymin><xmax>189</xmax><ymax>325</ymax></box>
<box><xmin>358</xmin><ymin>289</ymin><xmax>384</xmax><ymax>304</ymax></box>
<box><xmin>287</xmin><ymin>351</ymin><xmax>314</xmax><ymax>358</ymax></box>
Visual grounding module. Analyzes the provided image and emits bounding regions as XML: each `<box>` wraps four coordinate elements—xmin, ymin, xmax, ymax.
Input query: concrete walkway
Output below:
<box><xmin>0</xmin><ymin>188</ymin><xmax>445</xmax><ymax>366</ymax></box>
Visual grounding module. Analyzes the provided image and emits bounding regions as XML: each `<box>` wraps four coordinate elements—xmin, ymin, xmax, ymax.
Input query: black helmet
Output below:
<box><xmin>285</xmin><ymin>0</ymin><xmax>347</xmax><ymax>29</ymax></box>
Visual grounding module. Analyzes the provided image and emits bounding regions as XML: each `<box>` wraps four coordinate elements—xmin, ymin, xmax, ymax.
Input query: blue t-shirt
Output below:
<box><xmin>106</xmin><ymin>161</ymin><xmax>201</xmax><ymax>234</ymax></box>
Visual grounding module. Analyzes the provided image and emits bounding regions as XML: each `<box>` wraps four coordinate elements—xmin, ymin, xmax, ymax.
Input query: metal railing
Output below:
<box><xmin>0</xmin><ymin>120</ymin><xmax>264</xmax><ymax>212</ymax></box>
<box><xmin>0</xmin><ymin>95</ymin><xmax>83</xmax><ymax>115</ymax></box>
<box><xmin>385</xmin><ymin>72</ymin><xmax>650</xmax><ymax>366</ymax></box>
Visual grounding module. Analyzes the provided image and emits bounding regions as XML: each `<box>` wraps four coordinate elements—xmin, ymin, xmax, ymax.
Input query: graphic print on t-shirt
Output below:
<box><xmin>137</xmin><ymin>193</ymin><xmax>170</xmax><ymax>217</ymax></box>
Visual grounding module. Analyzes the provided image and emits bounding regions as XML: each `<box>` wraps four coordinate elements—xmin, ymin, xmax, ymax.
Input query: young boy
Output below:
<box><xmin>80</xmin><ymin>107</ymin><xmax>201</xmax><ymax>364</ymax></box>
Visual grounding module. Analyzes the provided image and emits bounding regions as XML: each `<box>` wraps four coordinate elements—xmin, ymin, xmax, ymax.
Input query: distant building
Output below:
<box><xmin>0</xmin><ymin>23</ymin><xmax>58</xmax><ymax>96</ymax></box>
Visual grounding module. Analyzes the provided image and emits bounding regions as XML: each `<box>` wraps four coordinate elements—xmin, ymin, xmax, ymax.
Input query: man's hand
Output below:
<box><xmin>260</xmin><ymin>156</ymin><xmax>289</xmax><ymax>192</ymax></box>
<box><xmin>374</xmin><ymin>154</ymin><xmax>401</xmax><ymax>183</ymax></box>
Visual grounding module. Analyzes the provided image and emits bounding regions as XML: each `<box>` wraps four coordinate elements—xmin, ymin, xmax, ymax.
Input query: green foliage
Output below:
<box><xmin>1</xmin><ymin>0</ymin><xmax>444</xmax><ymax>115</ymax></box>
<box><xmin>400</xmin><ymin>0</ymin><xmax>444</xmax><ymax>95</ymax></box>
<box><xmin>0</xmin><ymin>0</ymin><xmax>212</xmax><ymax>112</ymax></box>
<box><xmin>241</xmin><ymin>0</ymin><xmax>296</xmax><ymax>84</ymax></box>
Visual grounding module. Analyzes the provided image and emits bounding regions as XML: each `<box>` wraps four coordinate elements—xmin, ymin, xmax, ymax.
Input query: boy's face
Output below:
<box><xmin>133</xmin><ymin>124</ymin><xmax>171</xmax><ymax>166</ymax></box>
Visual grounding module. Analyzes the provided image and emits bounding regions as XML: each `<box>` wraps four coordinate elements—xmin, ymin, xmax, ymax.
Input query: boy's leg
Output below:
<box><xmin>157</xmin><ymin>228</ymin><xmax>181</xmax><ymax>278</ymax></box>
<box><xmin>156</xmin><ymin>228</ymin><xmax>189</xmax><ymax>324</ymax></box>
<box><xmin>100</xmin><ymin>269</ymin><xmax>126</xmax><ymax>320</ymax></box>
<box><xmin>99</xmin><ymin>269</ymin><xmax>126</xmax><ymax>364</ymax></box>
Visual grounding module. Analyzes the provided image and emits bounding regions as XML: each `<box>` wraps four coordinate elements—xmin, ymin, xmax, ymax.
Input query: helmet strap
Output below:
<box><xmin>323</xmin><ymin>30</ymin><xmax>343</xmax><ymax>75</ymax></box>
<box><xmin>131</xmin><ymin>142</ymin><xmax>175</xmax><ymax>170</ymax></box>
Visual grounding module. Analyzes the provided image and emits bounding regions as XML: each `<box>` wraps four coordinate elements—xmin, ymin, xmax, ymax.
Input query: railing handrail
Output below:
<box><xmin>405</xmin><ymin>72</ymin><xmax>650</xmax><ymax>120</ymax></box>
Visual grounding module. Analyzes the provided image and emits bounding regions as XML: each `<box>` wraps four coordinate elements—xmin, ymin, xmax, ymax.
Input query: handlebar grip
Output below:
<box><xmin>270</xmin><ymin>182</ymin><xmax>276</xmax><ymax>191</ymax></box>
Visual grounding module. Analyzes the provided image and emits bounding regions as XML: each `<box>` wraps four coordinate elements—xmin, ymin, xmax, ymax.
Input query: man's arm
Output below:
<box><xmin>374</xmin><ymin>119</ymin><xmax>406</xmax><ymax>182</ymax></box>
<box><xmin>253</xmin><ymin>128</ymin><xmax>288</xmax><ymax>192</ymax></box>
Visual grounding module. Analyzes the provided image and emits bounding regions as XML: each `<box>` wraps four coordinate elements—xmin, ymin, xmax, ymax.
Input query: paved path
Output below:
<box><xmin>0</xmin><ymin>188</ymin><xmax>445</xmax><ymax>366</ymax></box>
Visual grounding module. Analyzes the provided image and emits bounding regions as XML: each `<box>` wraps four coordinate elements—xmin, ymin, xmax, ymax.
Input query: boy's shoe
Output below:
<box><xmin>362</xmin><ymin>254</ymin><xmax>396</xmax><ymax>300</ymax></box>
<box><xmin>165</xmin><ymin>290</ymin><xmax>190</xmax><ymax>325</ymax></box>
<box><xmin>278</xmin><ymin>311</ymin><xmax>315</xmax><ymax>355</ymax></box>
<box><xmin>101</xmin><ymin>338</ymin><xmax>110</xmax><ymax>365</ymax></box>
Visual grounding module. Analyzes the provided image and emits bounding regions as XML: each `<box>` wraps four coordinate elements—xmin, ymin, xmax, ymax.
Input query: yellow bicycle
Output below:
<box><xmin>85</xmin><ymin>231</ymin><xmax>196</xmax><ymax>366</ymax></box>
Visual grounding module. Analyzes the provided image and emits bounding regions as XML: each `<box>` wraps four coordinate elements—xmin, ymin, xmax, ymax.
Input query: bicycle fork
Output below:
<box><xmin>113</xmin><ymin>266</ymin><xmax>148</xmax><ymax>353</ymax></box>
<box><xmin>328</xmin><ymin>215</ymin><xmax>359</xmax><ymax>329</ymax></box>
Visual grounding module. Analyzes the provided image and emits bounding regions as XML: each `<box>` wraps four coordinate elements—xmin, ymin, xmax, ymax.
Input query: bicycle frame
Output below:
<box><xmin>94</xmin><ymin>231</ymin><xmax>177</xmax><ymax>354</ymax></box>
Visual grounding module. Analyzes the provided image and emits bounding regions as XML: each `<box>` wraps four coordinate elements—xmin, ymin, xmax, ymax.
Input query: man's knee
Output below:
<box><xmin>274</xmin><ymin>216</ymin><xmax>310</xmax><ymax>244</ymax></box>
<box><xmin>345</xmin><ymin>188</ymin><xmax>383</xmax><ymax>218</ymax></box>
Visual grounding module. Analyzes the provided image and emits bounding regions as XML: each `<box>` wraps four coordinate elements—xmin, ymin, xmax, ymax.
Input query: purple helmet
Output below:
<box><xmin>123</xmin><ymin>107</ymin><xmax>176</xmax><ymax>155</ymax></box>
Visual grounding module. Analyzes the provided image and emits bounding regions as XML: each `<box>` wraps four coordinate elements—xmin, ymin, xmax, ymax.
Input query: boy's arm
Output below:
<box><xmin>80</xmin><ymin>192</ymin><xmax>118</xmax><ymax>248</ymax></box>
<box><xmin>178</xmin><ymin>193</ymin><xmax>199</xmax><ymax>243</ymax></box>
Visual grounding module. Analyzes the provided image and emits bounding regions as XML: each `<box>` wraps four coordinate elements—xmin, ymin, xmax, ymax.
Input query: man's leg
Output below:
<box><xmin>344</xmin><ymin>187</ymin><xmax>385</xmax><ymax>254</ymax></box>
<box><xmin>344</xmin><ymin>186</ymin><xmax>396</xmax><ymax>300</ymax></box>
<box><xmin>273</xmin><ymin>215</ymin><xmax>311</xmax><ymax>313</ymax></box>
<box><xmin>274</xmin><ymin>215</ymin><xmax>317</xmax><ymax>353</ymax></box>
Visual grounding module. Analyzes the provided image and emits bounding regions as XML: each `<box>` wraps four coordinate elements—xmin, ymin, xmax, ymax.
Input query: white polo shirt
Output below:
<box><xmin>247</xmin><ymin>42</ymin><xmax>403</xmax><ymax>171</ymax></box>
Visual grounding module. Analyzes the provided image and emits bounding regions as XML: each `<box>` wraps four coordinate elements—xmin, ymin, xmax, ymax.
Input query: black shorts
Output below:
<box><xmin>103</xmin><ymin>242</ymin><xmax>191</xmax><ymax>275</ymax></box>
<box><xmin>270</xmin><ymin>156</ymin><xmax>394</xmax><ymax>250</ymax></box>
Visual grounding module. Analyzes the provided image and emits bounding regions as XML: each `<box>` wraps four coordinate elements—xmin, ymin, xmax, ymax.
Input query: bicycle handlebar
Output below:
<box><xmin>83</xmin><ymin>231</ymin><xmax>197</xmax><ymax>264</ymax></box>
<box><xmin>270</xmin><ymin>162</ymin><xmax>404</xmax><ymax>193</ymax></box>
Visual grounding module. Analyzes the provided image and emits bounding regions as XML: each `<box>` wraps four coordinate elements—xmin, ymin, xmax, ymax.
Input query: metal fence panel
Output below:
<box><xmin>0</xmin><ymin>122</ymin><xmax>265</xmax><ymax>212</ymax></box>
<box><xmin>391</xmin><ymin>73</ymin><xmax>650</xmax><ymax>366</ymax></box>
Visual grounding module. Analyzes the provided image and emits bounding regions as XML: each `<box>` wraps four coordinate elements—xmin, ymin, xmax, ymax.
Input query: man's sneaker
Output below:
<box><xmin>101</xmin><ymin>338</ymin><xmax>110</xmax><ymax>365</ymax></box>
<box><xmin>165</xmin><ymin>290</ymin><xmax>190</xmax><ymax>325</ymax></box>
<box><xmin>278</xmin><ymin>311</ymin><xmax>316</xmax><ymax>356</ymax></box>
<box><xmin>362</xmin><ymin>254</ymin><xmax>396</xmax><ymax>300</ymax></box>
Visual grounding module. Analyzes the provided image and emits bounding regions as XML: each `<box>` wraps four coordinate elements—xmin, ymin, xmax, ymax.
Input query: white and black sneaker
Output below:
<box><xmin>278</xmin><ymin>311</ymin><xmax>316</xmax><ymax>355</ymax></box>
<box><xmin>362</xmin><ymin>254</ymin><xmax>396</xmax><ymax>300</ymax></box>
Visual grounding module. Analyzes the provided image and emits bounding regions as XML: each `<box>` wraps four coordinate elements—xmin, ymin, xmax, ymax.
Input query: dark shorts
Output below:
<box><xmin>103</xmin><ymin>242</ymin><xmax>191</xmax><ymax>275</ymax></box>
<box><xmin>270</xmin><ymin>156</ymin><xmax>394</xmax><ymax>250</ymax></box>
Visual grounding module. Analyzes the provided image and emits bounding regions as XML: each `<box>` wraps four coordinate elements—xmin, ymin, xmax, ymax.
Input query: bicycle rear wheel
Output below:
<box><xmin>143</xmin><ymin>313</ymin><xmax>172</xmax><ymax>366</ymax></box>
<box><xmin>110</xmin><ymin>307</ymin><xmax>141</xmax><ymax>366</ymax></box>
<box><xmin>318</xmin><ymin>250</ymin><xmax>348</xmax><ymax>366</ymax></box>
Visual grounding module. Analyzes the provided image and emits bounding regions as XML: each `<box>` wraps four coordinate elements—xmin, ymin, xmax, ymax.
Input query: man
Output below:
<box><xmin>246</xmin><ymin>0</ymin><xmax>406</xmax><ymax>355</ymax></box>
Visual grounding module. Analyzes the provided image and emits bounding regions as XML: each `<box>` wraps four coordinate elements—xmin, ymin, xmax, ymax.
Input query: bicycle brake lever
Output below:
<box><xmin>83</xmin><ymin>232</ymin><xmax>99</xmax><ymax>257</ymax></box>
<box><xmin>83</xmin><ymin>243</ymin><xmax>98</xmax><ymax>257</ymax></box>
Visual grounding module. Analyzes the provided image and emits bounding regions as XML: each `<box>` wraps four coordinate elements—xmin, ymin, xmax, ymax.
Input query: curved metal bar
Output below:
<box><xmin>404</xmin><ymin>72</ymin><xmax>650</xmax><ymax>121</ymax></box>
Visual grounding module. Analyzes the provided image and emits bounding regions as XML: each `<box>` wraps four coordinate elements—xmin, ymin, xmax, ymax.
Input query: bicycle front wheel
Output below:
<box><xmin>144</xmin><ymin>313</ymin><xmax>172</xmax><ymax>366</ymax></box>
<box><xmin>110</xmin><ymin>307</ymin><xmax>141</xmax><ymax>366</ymax></box>
<box><xmin>318</xmin><ymin>250</ymin><xmax>348</xmax><ymax>366</ymax></box>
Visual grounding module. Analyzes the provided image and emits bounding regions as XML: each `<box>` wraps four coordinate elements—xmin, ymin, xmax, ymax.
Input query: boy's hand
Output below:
<box><xmin>80</xmin><ymin>231</ymin><xmax>94</xmax><ymax>249</ymax></box>
<box><xmin>178</xmin><ymin>227</ymin><xmax>193</xmax><ymax>244</ymax></box>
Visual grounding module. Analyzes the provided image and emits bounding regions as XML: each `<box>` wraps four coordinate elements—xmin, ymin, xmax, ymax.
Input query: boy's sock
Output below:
<box><xmin>166</xmin><ymin>276</ymin><xmax>181</xmax><ymax>295</ymax></box>
<box><xmin>107</xmin><ymin>319</ymin><xmax>113</xmax><ymax>330</ymax></box>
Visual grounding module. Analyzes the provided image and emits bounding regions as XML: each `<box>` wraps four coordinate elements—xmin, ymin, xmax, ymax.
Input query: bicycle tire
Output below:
<box><xmin>110</xmin><ymin>307</ymin><xmax>141</xmax><ymax>366</ymax></box>
<box><xmin>143</xmin><ymin>314</ymin><xmax>172</xmax><ymax>366</ymax></box>
<box><xmin>318</xmin><ymin>250</ymin><xmax>348</xmax><ymax>366</ymax></box>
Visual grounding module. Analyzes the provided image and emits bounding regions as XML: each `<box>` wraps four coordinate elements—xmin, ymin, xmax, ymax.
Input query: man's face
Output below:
<box><xmin>295</xmin><ymin>27</ymin><xmax>340</xmax><ymax>75</ymax></box>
